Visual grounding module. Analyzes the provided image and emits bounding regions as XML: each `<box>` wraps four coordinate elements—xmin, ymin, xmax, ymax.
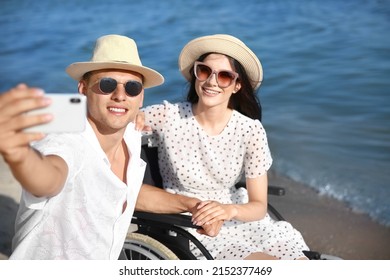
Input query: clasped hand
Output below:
<box><xmin>191</xmin><ymin>200</ymin><xmax>237</xmax><ymax>237</ymax></box>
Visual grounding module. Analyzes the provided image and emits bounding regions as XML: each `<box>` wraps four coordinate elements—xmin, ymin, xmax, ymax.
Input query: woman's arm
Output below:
<box><xmin>233</xmin><ymin>174</ymin><xmax>268</xmax><ymax>221</ymax></box>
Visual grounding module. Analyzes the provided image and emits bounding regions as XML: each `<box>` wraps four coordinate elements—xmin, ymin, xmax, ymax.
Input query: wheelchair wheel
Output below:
<box><xmin>123</xmin><ymin>232</ymin><xmax>179</xmax><ymax>260</ymax></box>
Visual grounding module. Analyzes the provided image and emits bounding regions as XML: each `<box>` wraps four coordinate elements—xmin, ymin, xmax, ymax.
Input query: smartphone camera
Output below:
<box><xmin>70</xmin><ymin>97</ymin><xmax>82</xmax><ymax>104</ymax></box>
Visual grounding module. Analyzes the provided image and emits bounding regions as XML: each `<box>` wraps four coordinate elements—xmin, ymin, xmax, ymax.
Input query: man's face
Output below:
<box><xmin>79</xmin><ymin>69</ymin><xmax>144</xmax><ymax>134</ymax></box>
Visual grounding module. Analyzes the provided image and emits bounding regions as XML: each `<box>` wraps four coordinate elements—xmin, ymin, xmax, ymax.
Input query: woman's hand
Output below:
<box><xmin>191</xmin><ymin>174</ymin><xmax>269</xmax><ymax>225</ymax></box>
<box><xmin>134</xmin><ymin>110</ymin><xmax>153</xmax><ymax>132</ymax></box>
<box><xmin>191</xmin><ymin>200</ymin><xmax>238</xmax><ymax>227</ymax></box>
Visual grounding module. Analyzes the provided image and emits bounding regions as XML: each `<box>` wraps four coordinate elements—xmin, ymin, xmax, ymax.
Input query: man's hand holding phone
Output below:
<box><xmin>0</xmin><ymin>84</ymin><xmax>86</xmax><ymax>164</ymax></box>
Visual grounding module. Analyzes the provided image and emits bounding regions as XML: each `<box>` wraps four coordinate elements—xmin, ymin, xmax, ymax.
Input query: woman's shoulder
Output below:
<box><xmin>232</xmin><ymin>110</ymin><xmax>263</xmax><ymax>130</ymax></box>
<box><xmin>164</xmin><ymin>100</ymin><xmax>191</xmax><ymax>109</ymax></box>
<box><xmin>144</xmin><ymin>101</ymin><xmax>190</xmax><ymax>111</ymax></box>
<box><xmin>161</xmin><ymin>101</ymin><xmax>192</xmax><ymax>117</ymax></box>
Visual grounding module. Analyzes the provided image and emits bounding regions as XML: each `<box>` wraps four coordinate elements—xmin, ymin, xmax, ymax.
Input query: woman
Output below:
<box><xmin>143</xmin><ymin>34</ymin><xmax>309</xmax><ymax>260</ymax></box>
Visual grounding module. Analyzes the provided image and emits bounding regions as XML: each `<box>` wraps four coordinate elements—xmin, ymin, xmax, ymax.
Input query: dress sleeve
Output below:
<box><xmin>142</xmin><ymin>102</ymin><xmax>168</xmax><ymax>147</ymax></box>
<box><xmin>244</xmin><ymin>120</ymin><xmax>273</xmax><ymax>178</ymax></box>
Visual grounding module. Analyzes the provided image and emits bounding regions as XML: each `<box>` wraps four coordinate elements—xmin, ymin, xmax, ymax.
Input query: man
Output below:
<box><xmin>0</xmin><ymin>35</ymin><xmax>218</xmax><ymax>260</ymax></box>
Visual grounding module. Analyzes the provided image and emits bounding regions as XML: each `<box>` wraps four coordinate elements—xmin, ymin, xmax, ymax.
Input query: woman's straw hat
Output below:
<box><xmin>66</xmin><ymin>34</ymin><xmax>164</xmax><ymax>89</ymax></box>
<box><xmin>178</xmin><ymin>34</ymin><xmax>263</xmax><ymax>89</ymax></box>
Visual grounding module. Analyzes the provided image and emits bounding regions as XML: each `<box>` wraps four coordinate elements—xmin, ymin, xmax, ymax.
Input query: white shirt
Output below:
<box><xmin>10</xmin><ymin>122</ymin><xmax>145</xmax><ymax>259</ymax></box>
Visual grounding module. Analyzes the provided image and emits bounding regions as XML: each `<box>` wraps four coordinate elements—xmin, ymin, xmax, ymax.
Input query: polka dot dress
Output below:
<box><xmin>143</xmin><ymin>101</ymin><xmax>309</xmax><ymax>260</ymax></box>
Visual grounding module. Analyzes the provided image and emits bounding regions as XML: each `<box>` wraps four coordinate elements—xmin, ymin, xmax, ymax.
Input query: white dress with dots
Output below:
<box><xmin>143</xmin><ymin>101</ymin><xmax>309</xmax><ymax>260</ymax></box>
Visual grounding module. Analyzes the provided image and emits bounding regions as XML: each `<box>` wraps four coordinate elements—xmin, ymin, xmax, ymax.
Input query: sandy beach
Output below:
<box><xmin>1</xmin><ymin>157</ymin><xmax>389</xmax><ymax>260</ymax></box>
<box><xmin>267</xmin><ymin>170</ymin><xmax>390</xmax><ymax>259</ymax></box>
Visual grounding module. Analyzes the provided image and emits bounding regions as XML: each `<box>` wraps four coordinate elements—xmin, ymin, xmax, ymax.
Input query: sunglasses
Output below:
<box><xmin>193</xmin><ymin>61</ymin><xmax>239</xmax><ymax>88</ymax></box>
<box><xmin>92</xmin><ymin>77</ymin><xmax>143</xmax><ymax>97</ymax></box>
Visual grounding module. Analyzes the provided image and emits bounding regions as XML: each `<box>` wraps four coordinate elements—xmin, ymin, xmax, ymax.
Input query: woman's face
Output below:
<box><xmin>194</xmin><ymin>53</ymin><xmax>241</xmax><ymax>110</ymax></box>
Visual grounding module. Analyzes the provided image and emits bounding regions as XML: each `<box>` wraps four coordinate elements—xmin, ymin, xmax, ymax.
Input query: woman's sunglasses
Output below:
<box><xmin>92</xmin><ymin>77</ymin><xmax>143</xmax><ymax>97</ymax></box>
<box><xmin>193</xmin><ymin>61</ymin><xmax>239</xmax><ymax>88</ymax></box>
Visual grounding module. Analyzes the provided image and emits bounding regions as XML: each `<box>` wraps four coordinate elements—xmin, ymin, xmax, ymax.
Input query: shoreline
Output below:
<box><xmin>1</xmin><ymin>158</ymin><xmax>389</xmax><ymax>260</ymax></box>
<box><xmin>267</xmin><ymin>169</ymin><xmax>390</xmax><ymax>259</ymax></box>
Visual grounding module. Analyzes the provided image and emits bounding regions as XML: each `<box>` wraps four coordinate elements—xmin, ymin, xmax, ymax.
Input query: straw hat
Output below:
<box><xmin>66</xmin><ymin>34</ymin><xmax>164</xmax><ymax>89</ymax></box>
<box><xmin>178</xmin><ymin>34</ymin><xmax>263</xmax><ymax>89</ymax></box>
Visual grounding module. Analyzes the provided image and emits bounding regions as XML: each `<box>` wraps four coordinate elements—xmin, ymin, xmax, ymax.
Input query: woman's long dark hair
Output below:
<box><xmin>186</xmin><ymin>53</ymin><xmax>262</xmax><ymax>121</ymax></box>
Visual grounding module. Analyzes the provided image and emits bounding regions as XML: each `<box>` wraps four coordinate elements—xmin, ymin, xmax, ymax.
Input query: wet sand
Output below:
<box><xmin>267</xmin><ymin>170</ymin><xmax>390</xmax><ymax>259</ymax></box>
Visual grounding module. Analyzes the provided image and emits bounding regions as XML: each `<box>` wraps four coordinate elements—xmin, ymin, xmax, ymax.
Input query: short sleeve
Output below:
<box><xmin>142</xmin><ymin>102</ymin><xmax>169</xmax><ymax>147</ymax></box>
<box><xmin>21</xmin><ymin>189</ymin><xmax>48</xmax><ymax>209</ymax></box>
<box><xmin>31</xmin><ymin>133</ymin><xmax>76</xmax><ymax>170</ymax></box>
<box><xmin>22</xmin><ymin>133</ymin><xmax>79</xmax><ymax>209</ymax></box>
<box><xmin>244</xmin><ymin>120</ymin><xmax>273</xmax><ymax>178</ymax></box>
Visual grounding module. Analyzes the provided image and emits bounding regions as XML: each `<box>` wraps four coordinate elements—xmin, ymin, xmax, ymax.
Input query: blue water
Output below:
<box><xmin>1</xmin><ymin>0</ymin><xmax>389</xmax><ymax>226</ymax></box>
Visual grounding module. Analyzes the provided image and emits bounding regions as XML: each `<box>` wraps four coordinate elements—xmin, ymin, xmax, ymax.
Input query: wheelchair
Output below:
<box><xmin>121</xmin><ymin>145</ymin><xmax>341</xmax><ymax>260</ymax></box>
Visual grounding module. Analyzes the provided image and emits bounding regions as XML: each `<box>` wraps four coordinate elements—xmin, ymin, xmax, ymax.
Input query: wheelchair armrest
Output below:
<box><xmin>235</xmin><ymin>181</ymin><xmax>286</xmax><ymax>196</ymax></box>
<box><xmin>133</xmin><ymin>211</ymin><xmax>198</xmax><ymax>229</ymax></box>
<box><xmin>268</xmin><ymin>185</ymin><xmax>286</xmax><ymax>196</ymax></box>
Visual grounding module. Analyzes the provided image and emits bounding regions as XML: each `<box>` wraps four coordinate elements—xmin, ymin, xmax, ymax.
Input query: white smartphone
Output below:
<box><xmin>25</xmin><ymin>94</ymin><xmax>87</xmax><ymax>133</ymax></box>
